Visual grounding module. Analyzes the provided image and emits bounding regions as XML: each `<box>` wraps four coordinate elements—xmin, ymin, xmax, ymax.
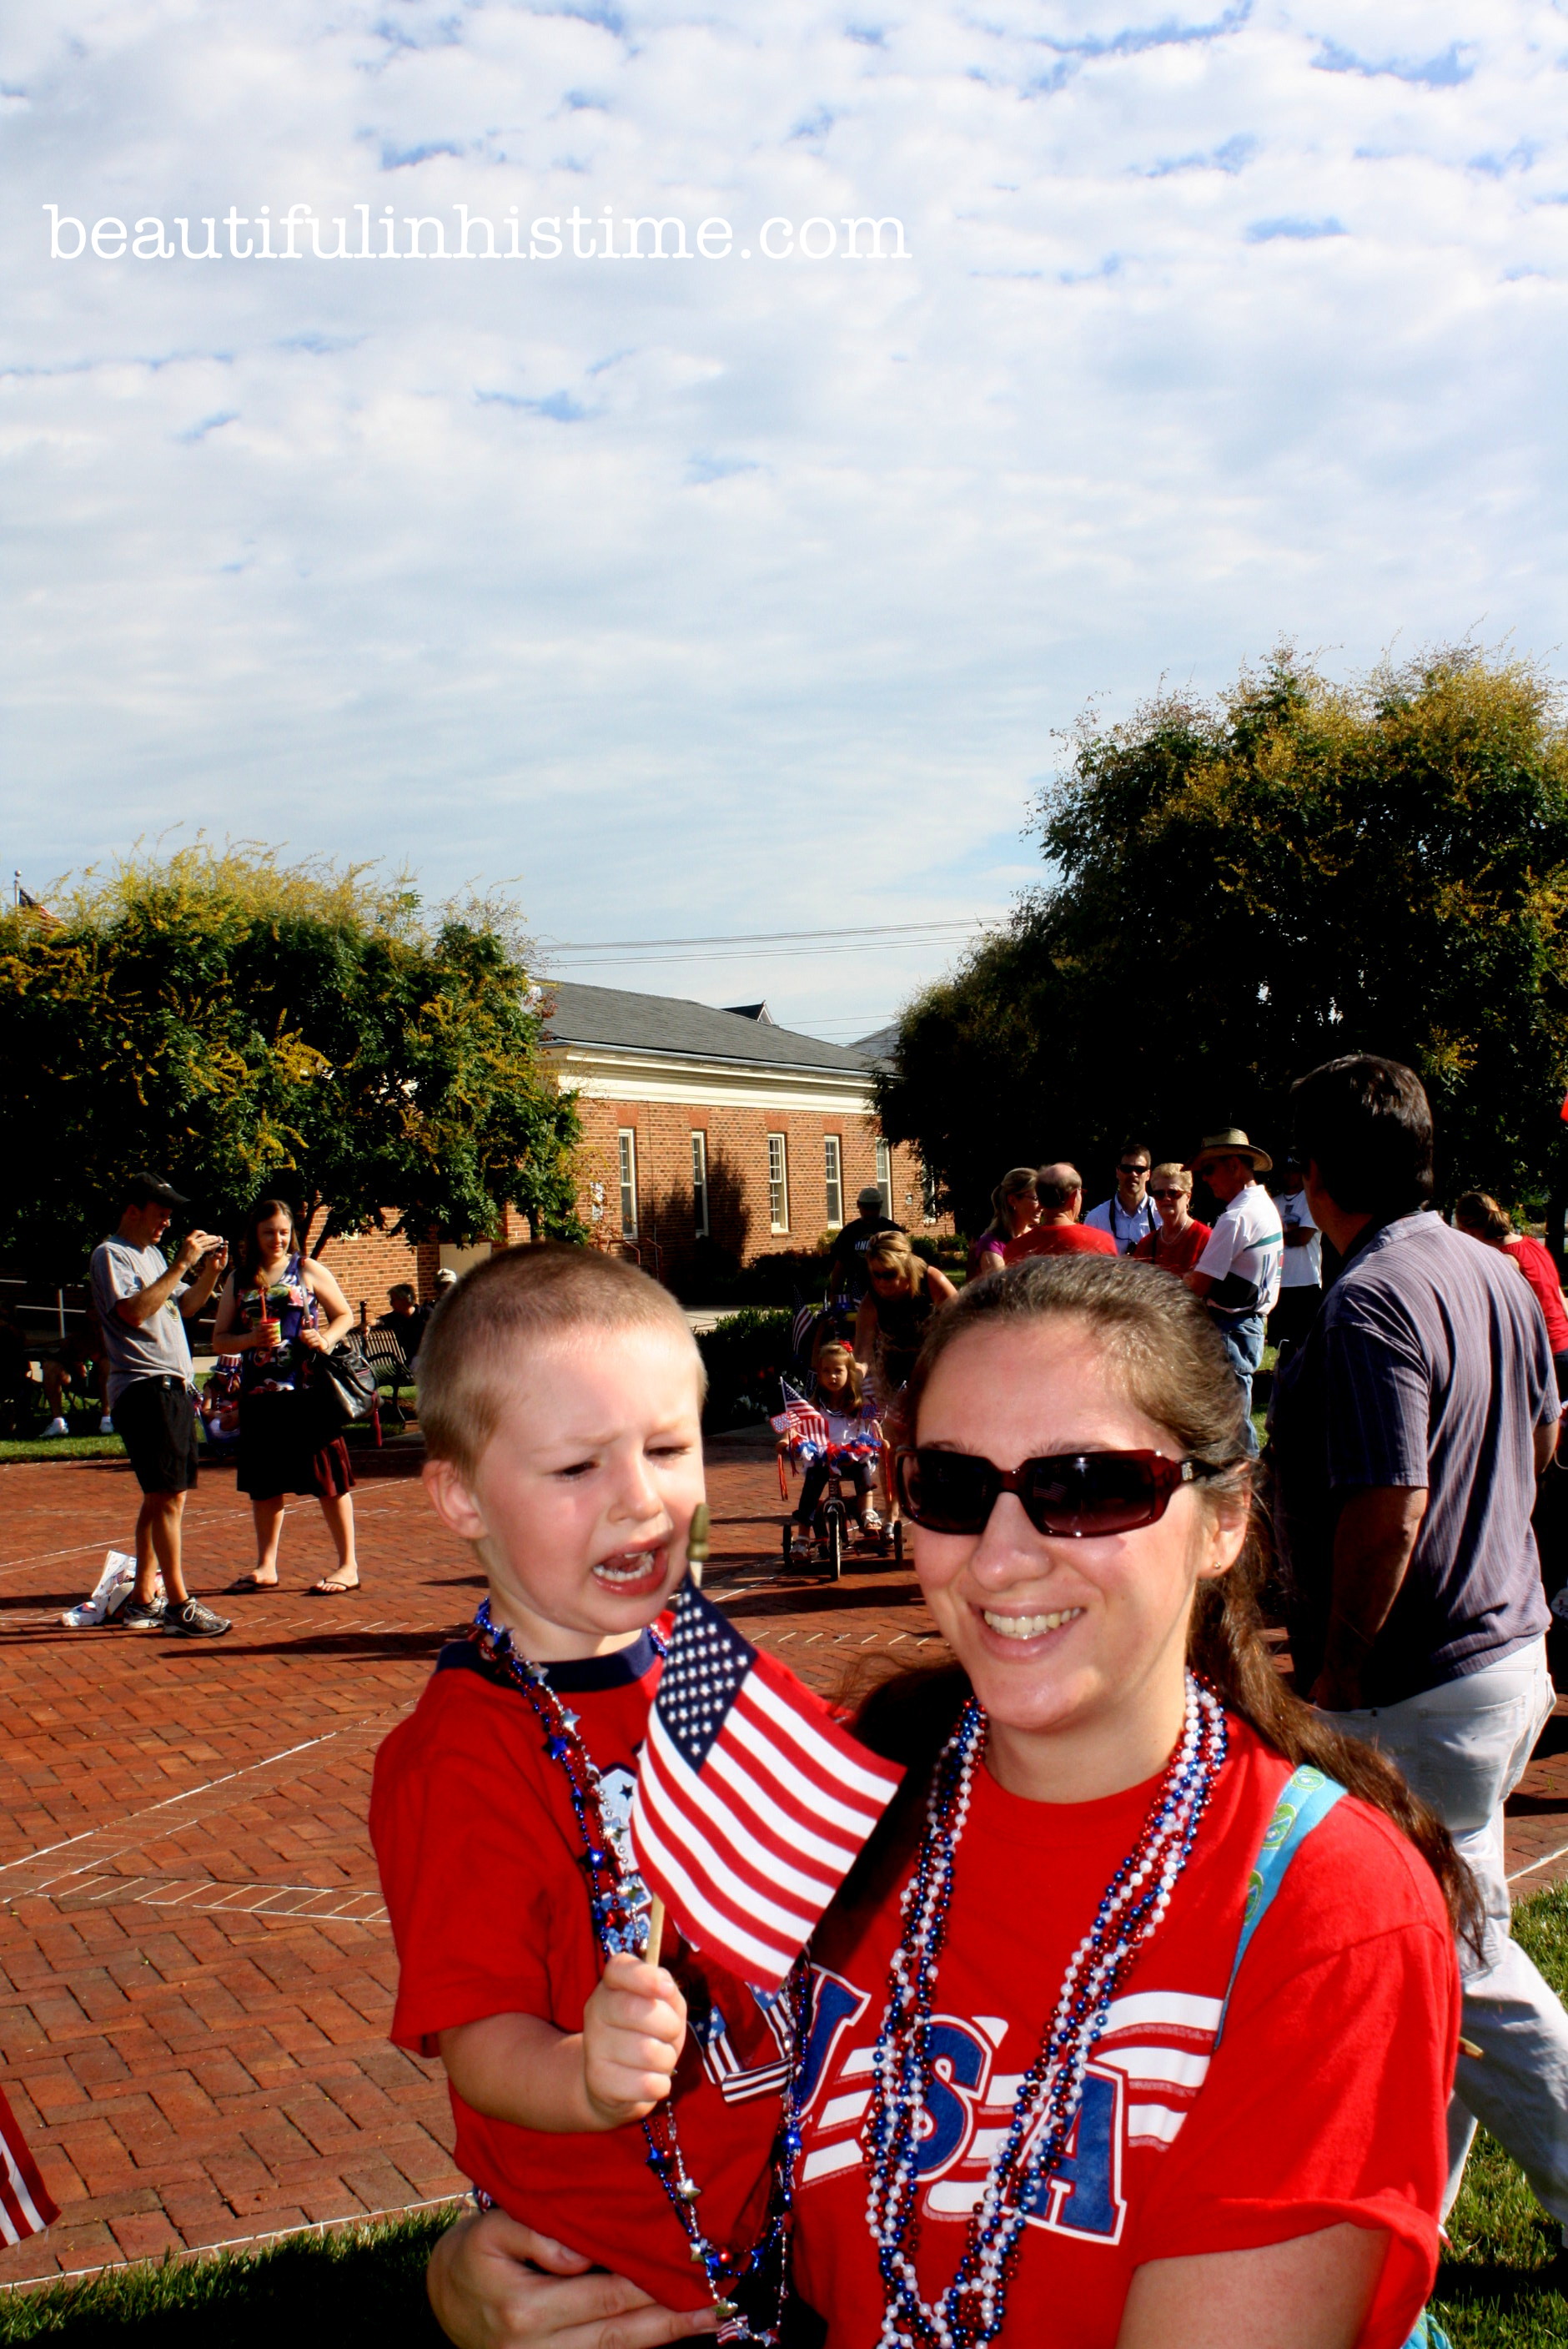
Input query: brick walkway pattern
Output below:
<box><xmin>0</xmin><ymin>1452</ymin><xmax>942</xmax><ymax>2281</ymax></box>
<box><xmin>0</xmin><ymin>1451</ymin><xmax>1562</xmax><ymax>2283</ymax></box>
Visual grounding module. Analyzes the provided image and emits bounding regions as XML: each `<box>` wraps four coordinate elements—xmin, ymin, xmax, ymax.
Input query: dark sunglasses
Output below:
<box><xmin>1148</xmin><ymin>1186</ymin><xmax>1184</xmax><ymax>1200</ymax></box>
<box><xmin>892</xmin><ymin>1446</ymin><xmax>1226</xmax><ymax>1538</ymax></box>
<box><xmin>1117</xmin><ymin>1161</ymin><xmax>1149</xmax><ymax>1175</ymax></box>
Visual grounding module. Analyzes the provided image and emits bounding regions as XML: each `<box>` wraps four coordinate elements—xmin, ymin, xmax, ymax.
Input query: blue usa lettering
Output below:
<box><xmin>914</xmin><ymin>2020</ymin><xmax>991</xmax><ymax>2178</ymax></box>
<box><xmin>1017</xmin><ymin>2070</ymin><xmax>1127</xmax><ymax>2244</ymax></box>
<box><xmin>797</xmin><ymin>1970</ymin><xmax>869</xmax><ymax>2115</ymax></box>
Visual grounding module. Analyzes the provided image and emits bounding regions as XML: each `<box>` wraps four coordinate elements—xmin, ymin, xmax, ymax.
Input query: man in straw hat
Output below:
<box><xmin>1184</xmin><ymin>1128</ymin><xmax>1284</xmax><ymax>1453</ymax></box>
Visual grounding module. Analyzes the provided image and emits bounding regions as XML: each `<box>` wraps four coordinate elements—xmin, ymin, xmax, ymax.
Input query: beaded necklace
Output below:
<box><xmin>865</xmin><ymin>1672</ymin><xmax>1228</xmax><ymax>2349</ymax></box>
<box><xmin>471</xmin><ymin>1600</ymin><xmax>807</xmax><ymax>2345</ymax></box>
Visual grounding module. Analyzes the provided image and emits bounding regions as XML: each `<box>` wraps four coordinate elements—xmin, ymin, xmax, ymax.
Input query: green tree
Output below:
<box><xmin>879</xmin><ymin>649</ymin><xmax>1568</xmax><ymax>1228</ymax></box>
<box><xmin>0</xmin><ymin>845</ymin><xmax>581</xmax><ymax>1269</ymax></box>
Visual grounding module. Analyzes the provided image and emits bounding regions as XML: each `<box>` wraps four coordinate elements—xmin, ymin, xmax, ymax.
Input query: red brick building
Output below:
<box><xmin>309</xmin><ymin>983</ymin><xmax>945</xmax><ymax>1308</ymax></box>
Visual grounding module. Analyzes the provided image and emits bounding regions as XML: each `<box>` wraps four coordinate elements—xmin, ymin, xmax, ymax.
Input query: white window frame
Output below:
<box><xmin>767</xmin><ymin>1133</ymin><xmax>790</xmax><ymax>1234</ymax></box>
<box><xmin>618</xmin><ymin>1129</ymin><xmax>638</xmax><ymax>1239</ymax></box>
<box><xmin>823</xmin><ymin>1134</ymin><xmax>843</xmax><ymax>1231</ymax></box>
<box><xmin>875</xmin><ymin>1138</ymin><xmax>894</xmax><ymax>1219</ymax></box>
<box><xmin>691</xmin><ymin>1130</ymin><xmax>710</xmax><ymax>1239</ymax></box>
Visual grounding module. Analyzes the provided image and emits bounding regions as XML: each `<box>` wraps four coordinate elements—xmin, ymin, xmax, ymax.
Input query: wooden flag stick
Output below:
<box><xmin>644</xmin><ymin>1504</ymin><xmax>711</xmax><ymax>1969</ymax></box>
<box><xmin>686</xmin><ymin>1500</ymin><xmax>710</xmax><ymax>1589</ymax></box>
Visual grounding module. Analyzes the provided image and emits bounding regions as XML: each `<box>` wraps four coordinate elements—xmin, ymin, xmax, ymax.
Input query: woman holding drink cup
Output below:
<box><xmin>211</xmin><ymin>1198</ymin><xmax>361</xmax><ymax>1593</ymax></box>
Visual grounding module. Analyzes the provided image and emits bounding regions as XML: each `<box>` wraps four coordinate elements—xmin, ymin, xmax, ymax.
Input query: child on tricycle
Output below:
<box><xmin>772</xmin><ymin>1341</ymin><xmax>892</xmax><ymax>1575</ymax></box>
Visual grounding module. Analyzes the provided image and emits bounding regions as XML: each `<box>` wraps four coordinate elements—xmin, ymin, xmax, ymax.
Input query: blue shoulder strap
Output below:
<box><xmin>1215</xmin><ymin>1763</ymin><xmax>1450</xmax><ymax>2349</ymax></box>
<box><xmin>1217</xmin><ymin>1763</ymin><xmax>1345</xmax><ymax>2045</ymax></box>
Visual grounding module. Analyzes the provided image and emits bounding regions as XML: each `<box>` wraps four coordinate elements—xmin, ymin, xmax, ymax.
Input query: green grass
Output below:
<box><xmin>2</xmin><ymin>1900</ymin><xmax>1565</xmax><ymax>2342</ymax></box>
<box><xmin>0</xmin><ymin>2211</ymin><xmax>454</xmax><ymax>2343</ymax></box>
<box><xmin>1430</xmin><ymin>1882</ymin><xmax>1568</xmax><ymax>2348</ymax></box>
<box><xmin>0</xmin><ymin>1436</ymin><xmax>124</xmax><ymax>1464</ymax></box>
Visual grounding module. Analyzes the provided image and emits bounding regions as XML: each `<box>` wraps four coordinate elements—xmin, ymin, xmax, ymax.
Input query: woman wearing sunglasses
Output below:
<box><xmin>1130</xmin><ymin>1162</ymin><xmax>1212</xmax><ymax>1278</ymax></box>
<box><xmin>427</xmin><ymin>1256</ymin><xmax>1465</xmax><ymax>2349</ymax></box>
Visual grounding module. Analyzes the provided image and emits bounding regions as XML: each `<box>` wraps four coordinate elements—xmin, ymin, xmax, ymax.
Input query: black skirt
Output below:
<box><xmin>236</xmin><ymin>1387</ymin><xmax>355</xmax><ymax>1501</ymax></box>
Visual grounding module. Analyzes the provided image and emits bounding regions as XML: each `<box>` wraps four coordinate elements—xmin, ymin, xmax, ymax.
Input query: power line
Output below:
<box><xmin>543</xmin><ymin>915</ymin><xmax>988</xmax><ymax>957</ymax></box>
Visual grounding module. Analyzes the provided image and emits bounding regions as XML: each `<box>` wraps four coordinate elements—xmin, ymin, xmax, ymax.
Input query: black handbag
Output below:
<box><xmin>309</xmin><ymin>1335</ymin><xmax>380</xmax><ymax>1434</ymax></box>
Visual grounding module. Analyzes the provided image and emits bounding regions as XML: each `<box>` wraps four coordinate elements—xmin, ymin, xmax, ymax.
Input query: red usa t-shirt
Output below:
<box><xmin>369</xmin><ymin>1626</ymin><xmax>787</xmax><ymax>2311</ymax></box>
<box><xmin>791</xmin><ymin>1718</ymin><xmax>1457</xmax><ymax>2349</ymax></box>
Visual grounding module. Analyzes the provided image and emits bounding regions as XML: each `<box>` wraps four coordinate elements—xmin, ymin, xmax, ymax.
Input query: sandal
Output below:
<box><xmin>307</xmin><ymin>1576</ymin><xmax>360</xmax><ymax>1596</ymax></box>
<box><xmin>224</xmin><ymin>1573</ymin><xmax>279</xmax><ymax>1593</ymax></box>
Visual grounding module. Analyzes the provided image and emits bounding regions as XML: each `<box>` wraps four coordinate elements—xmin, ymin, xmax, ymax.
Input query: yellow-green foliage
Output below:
<box><xmin>0</xmin><ymin>843</ymin><xmax>580</xmax><ymax>1267</ymax></box>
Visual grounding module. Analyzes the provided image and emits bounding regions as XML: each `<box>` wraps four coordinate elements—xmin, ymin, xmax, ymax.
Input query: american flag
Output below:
<box><xmin>630</xmin><ymin>1579</ymin><xmax>903</xmax><ymax>1987</ymax></box>
<box><xmin>770</xmin><ymin>1381</ymin><xmax>829</xmax><ymax>1455</ymax></box>
<box><xmin>0</xmin><ymin>2086</ymin><xmax>56</xmax><ymax>2245</ymax></box>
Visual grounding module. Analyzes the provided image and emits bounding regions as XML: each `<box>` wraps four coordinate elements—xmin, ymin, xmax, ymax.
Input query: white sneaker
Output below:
<box><xmin>98</xmin><ymin>1415</ymin><xmax>115</xmax><ymax>1436</ymax></box>
<box><xmin>43</xmin><ymin>1416</ymin><xmax>68</xmax><ymax>1437</ymax></box>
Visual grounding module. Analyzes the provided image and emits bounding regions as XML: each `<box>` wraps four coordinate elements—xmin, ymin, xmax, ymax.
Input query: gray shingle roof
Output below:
<box><xmin>853</xmin><ymin>1024</ymin><xmax>902</xmax><ymax>1069</ymax></box>
<box><xmin>540</xmin><ymin>981</ymin><xmax>872</xmax><ymax>1075</ymax></box>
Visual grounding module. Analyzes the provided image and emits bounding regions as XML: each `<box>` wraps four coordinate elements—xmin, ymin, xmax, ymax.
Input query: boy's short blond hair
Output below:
<box><xmin>417</xmin><ymin>1244</ymin><xmax>704</xmax><ymax>1480</ymax></box>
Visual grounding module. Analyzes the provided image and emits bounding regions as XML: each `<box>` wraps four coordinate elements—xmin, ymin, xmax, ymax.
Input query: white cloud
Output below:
<box><xmin>3</xmin><ymin>0</ymin><xmax>1566</xmax><ymax>1034</ymax></box>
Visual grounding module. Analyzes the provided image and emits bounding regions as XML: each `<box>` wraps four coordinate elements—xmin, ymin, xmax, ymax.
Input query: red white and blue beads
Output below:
<box><xmin>471</xmin><ymin>1602</ymin><xmax>804</xmax><ymax>2345</ymax></box>
<box><xmin>864</xmin><ymin>1672</ymin><xmax>1228</xmax><ymax>2349</ymax></box>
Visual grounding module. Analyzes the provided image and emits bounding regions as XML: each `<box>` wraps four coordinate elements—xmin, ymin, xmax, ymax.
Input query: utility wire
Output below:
<box><xmin>542</xmin><ymin>916</ymin><xmax>987</xmax><ymax>953</ymax></box>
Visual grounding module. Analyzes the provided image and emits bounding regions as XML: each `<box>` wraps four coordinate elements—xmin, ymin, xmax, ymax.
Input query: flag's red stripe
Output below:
<box><xmin>633</xmin><ymin>1798</ymin><xmax>796</xmax><ymax>1984</ymax></box>
<box><xmin>638</xmin><ymin>1763</ymin><xmax>817</xmax><ymax>1949</ymax></box>
<box><xmin>639</xmin><ymin>1720</ymin><xmax>829</xmax><ymax>1928</ymax></box>
<box><xmin>703</xmin><ymin>1736</ymin><xmax>861</xmax><ymax>1878</ymax></box>
<box><xmin>726</xmin><ymin>1691</ymin><xmax>891</xmax><ymax>1842</ymax></box>
<box><xmin>748</xmin><ymin>1654</ymin><xmax>905</xmax><ymax>1804</ymax></box>
<box><xmin>0</xmin><ymin>2090</ymin><xmax>55</xmax><ymax>2239</ymax></box>
<box><xmin>643</xmin><ymin>1715</ymin><xmax>841</xmax><ymax>1906</ymax></box>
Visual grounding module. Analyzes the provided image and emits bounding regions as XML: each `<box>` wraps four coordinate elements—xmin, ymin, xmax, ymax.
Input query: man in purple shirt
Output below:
<box><xmin>1272</xmin><ymin>1054</ymin><xmax>1566</xmax><ymax>2253</ymax></box>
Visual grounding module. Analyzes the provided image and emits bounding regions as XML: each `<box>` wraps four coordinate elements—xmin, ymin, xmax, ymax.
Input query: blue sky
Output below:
<box><xmin>4</xmin><ymin>1</ymin><xmax>1566</xmax><ymax>1039</ymax></box>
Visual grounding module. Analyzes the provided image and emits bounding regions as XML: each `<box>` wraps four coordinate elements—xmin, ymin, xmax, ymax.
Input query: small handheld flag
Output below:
<box><xmin>770</xmin><ymin>1381</ymin><xmax>831</xmax><ymax>1457</ymax></box>
<box><xmin>631</xmin><ymin>1577</ymin><xmax>903</xmax><ymax>1987</ymax></box>
<box><xmin>0</xmin><ymin>2085</ymin><xmax>57</xmax><ymax>2246</ymax></box>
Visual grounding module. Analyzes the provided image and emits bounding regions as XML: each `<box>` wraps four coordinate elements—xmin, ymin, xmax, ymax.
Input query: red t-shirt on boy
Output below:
<box><xmin>369</xmin><ymin>1624</ymin><xmax>787</xmax><ymax>2311</ymax></box>
<box><xmin>791</xmin><ymin>1717</ymin><xmax>1457</xmax><ymax>2349</ymax></box>
<box><xmin>1004</xmin><ymin>1224</ymin><xmax>1118</xmax><ymax>1265</ymax></box>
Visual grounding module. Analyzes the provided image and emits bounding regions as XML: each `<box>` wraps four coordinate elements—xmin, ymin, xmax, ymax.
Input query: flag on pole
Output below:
<box><xmin>631</xmin><ymin>1578</ymin><xmax>903</xmax><ymax>1986</ymax></box>
<box><xmin>770</xmin><ymin>1381</ymin><xmax>831</xmax><ymax>1457</ymax></box>
<box><xmin>0</xmin><ymin>2086</ymin><xmax>57</xmax><ymax>2245</ymax></box>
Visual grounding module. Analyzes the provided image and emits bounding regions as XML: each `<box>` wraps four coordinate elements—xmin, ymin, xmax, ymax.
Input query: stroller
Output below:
<box><xmin>771</xmin><ymin>1381</ymin><xmax>902</xmax><ymax>1581</ymax></box>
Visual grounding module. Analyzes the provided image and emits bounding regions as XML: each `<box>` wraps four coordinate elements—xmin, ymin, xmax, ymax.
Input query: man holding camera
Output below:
<box><xmin>89</xmin><ymin>1173</ymin><xmax>233</xmax><ymax>1637</ymax></box>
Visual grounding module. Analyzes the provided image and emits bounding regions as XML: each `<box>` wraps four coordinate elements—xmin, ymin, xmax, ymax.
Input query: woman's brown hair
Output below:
<box><xmin>236</xmin><ymin>1198</ymin><xmax>299</xmax><ymax>1289</ymax></box>
<box><xmin>843</xmin><ymin>1253</ymin><xmax>1479</xmax><ymax>1944</ymax></box>
<box><xmin>1454</xmin><ymin>1190</ymin><xmax>1512</xmax><ymax>1243</ymax></box>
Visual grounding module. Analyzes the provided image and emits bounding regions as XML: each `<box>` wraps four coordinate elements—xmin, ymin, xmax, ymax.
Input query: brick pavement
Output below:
<box><xmin>0</xmin><ymin>1450</ymin><xmax>1562</xmax><ymax>2283</ymax></box>
<box><xmin>0</xmin><ymin>1451</ymin><xmax>942</xmax><ymax>2281</ymax></box>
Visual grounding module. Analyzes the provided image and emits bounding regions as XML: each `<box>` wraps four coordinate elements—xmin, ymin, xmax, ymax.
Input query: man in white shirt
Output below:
<box><xmin>1083</xmin><ymin>1140</ymin><xmax>1159</xmax><ymax>1254</ymax></box>
<box><xmin>1185</xmin><ymin>1129</ymin><xmax>1284</xmax><ymax>1456</ymax></box>
<box><xmin>1269</xmin><ymin>1156</ymin><xmax>1323</xmax><ymax>1351</ymax></box>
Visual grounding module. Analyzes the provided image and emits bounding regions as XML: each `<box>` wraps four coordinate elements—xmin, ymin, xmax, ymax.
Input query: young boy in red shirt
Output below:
<box><xmin>369</xmin><ymin>1247</ymin><xmax>792</xmax><ymax>2331</ymax></box>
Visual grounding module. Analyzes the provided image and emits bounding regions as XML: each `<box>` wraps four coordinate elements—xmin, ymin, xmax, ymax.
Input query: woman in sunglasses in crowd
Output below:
<box><xmin>1130</xmin><ymin>1162</ymin><xmax>1212</xmax><ymax>1278</ymax></box>
<box><xmin>428</xmin><ymin>1255</ymin><xmax>1465</xmax><ymax>2349</ymax></box>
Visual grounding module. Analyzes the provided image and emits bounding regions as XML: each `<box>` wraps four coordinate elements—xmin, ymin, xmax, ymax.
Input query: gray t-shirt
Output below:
<box><xmin>1273</xmin><ymin>1210</ymin><xmax>1555</xmax><ymax>1703</ymax></box>
<box><xmin>90</xmin><ymin>1239</ymin><xmax>193</xmax><ymax>1405</ymax></box>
